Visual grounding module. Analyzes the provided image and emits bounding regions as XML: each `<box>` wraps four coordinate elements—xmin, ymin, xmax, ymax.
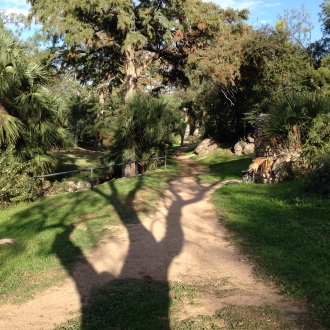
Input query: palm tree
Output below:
<box><xmin>0</xmin><ymin>28</ymin><xmax>73</xmax><ymax>175</ymax></box>
<box><xmin>104</xmin><ymin>93</ymin><xmax>183</xmax><ymax>176</ymax></box>
<box><xmin>262</xmin><ymin>92</ymin><xmax>330</xmax><ymax>164</ymax></box>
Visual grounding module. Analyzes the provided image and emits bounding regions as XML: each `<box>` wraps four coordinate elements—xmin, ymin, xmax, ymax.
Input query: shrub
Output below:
<box><xmin>0</xmin><ymin>159</ymin><xmax>30</xmax><ymax>205</ymax></box>
<box><xmin>303</xmin><ymin>156</ymin><xmax>330</xmax><ymax>197</ymax></box>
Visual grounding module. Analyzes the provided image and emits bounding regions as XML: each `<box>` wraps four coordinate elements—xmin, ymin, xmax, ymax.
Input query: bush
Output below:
<box><xmin>303</xmin><ymin>156</ymin><xmax>330</xmax><ymax>197</ymax></box>
<box><xmin>0</xmin><ymin>160</ymin><xmax>30</xmax><ymax>205</ymax></box>
<box><xmin>0</xmin><ymin>155</ymin><xmax>45</xmax><ymax>206</ymax></box>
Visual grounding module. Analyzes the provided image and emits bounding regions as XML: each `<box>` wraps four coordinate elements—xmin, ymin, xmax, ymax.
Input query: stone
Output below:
<box><xmin>76</xmin><ymin>181</ymin><xmax>92</xmax><ymax>190</ymax></box>
<box><xmin>195</xmin><ymin>138</ymin><xmax>219</xmax><ymax>156</ymax></box>
<box><xmin>243</xmin><ymin>143</ymin><xmax>254</xmax><ymax>154</ymax></box>
<box><xmin>0</xmin><ymin>238</ymin><xmax>15</xmax><ymax>245</ymax></box>
<box><xmin>247</xmin><ymin>135</ymin><xmax>254</xmax><ymax>143</ymax></box>
<box><xmin>65</xmin><ymin>181</ymin><xmax>77</xmax><ymax>192</ymax></box>
<box><xmin>234</xmin><ymin>142</ymin><xmax>243</xmax><ymax>156</ymax></box>
<box><xmin>242</xmin><ymin>170</ymin><xmax>254</xmax><ymax>183</ymax></box>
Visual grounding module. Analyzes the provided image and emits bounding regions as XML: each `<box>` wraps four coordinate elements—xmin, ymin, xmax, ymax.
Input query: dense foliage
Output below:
<box><xmin>1</xmin><ymin>1</ymin><xmax>330</xmax><ymax>204</ymax></box>
<box><xmin>0</xmin><ymin>27</ymin><xmax>73</xmax><ymax>203</ymax></box>
<box><xmin>103</xmin><ymin>93</ymin><xmax>183</xmax><ymax>173</ymax></box>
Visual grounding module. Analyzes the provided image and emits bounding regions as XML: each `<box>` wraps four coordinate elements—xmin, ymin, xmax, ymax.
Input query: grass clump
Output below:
<box><xmin>211</xmin><ymin>180</ymin><xmax>330</xmax><ymax>327</ymax></box>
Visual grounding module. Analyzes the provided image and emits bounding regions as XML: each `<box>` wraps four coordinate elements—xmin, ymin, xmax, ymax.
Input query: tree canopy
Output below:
<box><xmin>27</xmin><ymin>0</ymin><xmax>248</xmax><ymax>100</ymax></box>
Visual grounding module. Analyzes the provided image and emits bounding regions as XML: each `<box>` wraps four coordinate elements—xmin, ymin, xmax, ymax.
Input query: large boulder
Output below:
<box><xmin>234</xmin><ymin>141</ymin><xmax>254</xmax><ymax>155</ymax></box>
<box><xmin>243</xmin><ymin>143</ymin><xmax>254</xmax><ymax>154</ymax></box>
<box><xmin>65</xmin><ymin>181</ymin><xmax>77</xmax><ymax>193</ymax></box>
<box><xmin>234</xmin><ymin>142</ymin><xmax>243</xmax><ymax>156</ymax></box>
<box><xmin>195</xmin><ymin>138</ymin><xmax>219</xmax><ymax>156</ymax></box>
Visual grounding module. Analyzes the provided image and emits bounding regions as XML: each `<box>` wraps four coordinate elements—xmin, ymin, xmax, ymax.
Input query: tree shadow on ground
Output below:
<box><xmin>33</xmin><ymin>167</ymin><xmax>215</xmax><ymax>329</ymax></box>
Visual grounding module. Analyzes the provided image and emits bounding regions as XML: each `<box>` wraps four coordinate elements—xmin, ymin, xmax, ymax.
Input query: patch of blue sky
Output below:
<box><xmin>210</xmin><ymin>0</ymin><xmax>324</xmax><ymax>42</ymax></box>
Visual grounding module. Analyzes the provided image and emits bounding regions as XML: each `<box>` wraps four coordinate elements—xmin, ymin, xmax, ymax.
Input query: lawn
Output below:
<box><xmin>0</xmin><ymin>157</ymin><xmax>183</xmax><ymax>305</ymax></box>
<box><xmin>192</xmin><ymin>148</ymin><xmax>253</xmax><ymax>183</ymax></box>
<box><xmin>1</xmin><ymin>147</ymin><xmax>329</xmax><ymax>329</ymax></box>
<box><xmin>195</xmin><ymin>150</ymin><xmax>330</xmax><ymax>328</ymax></box>
<box><xmin>50</xmin><ymin>147</ymin><xmax>107</xmax><ymax>182</ymax></box>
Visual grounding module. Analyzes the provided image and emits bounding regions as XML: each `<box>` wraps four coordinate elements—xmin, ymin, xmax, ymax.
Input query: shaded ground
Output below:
<box><xmin>0</xmin><ymin>146</ymin><xmax>318</xmax><ymax>329</ymax></box>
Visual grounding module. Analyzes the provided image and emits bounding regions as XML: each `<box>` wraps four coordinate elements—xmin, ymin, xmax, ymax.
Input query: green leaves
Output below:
<box><xmin>263</xmin><ymin>92</ymin><xmax>330</xmax><ymax>165</ymax></box>
<box><xmin>104</xmin><ymin>92</ymin><xmax>182</xmax><ymax>166</ymax></box>
<box><xmin>0</xmin><ymin>26</ymin><xmax>74</xmax><ymax>178</ymax></box>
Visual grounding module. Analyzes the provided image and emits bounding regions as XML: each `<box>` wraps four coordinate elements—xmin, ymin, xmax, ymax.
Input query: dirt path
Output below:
<box><xmin>0</xmin><ymin>148</ymin><xmax>311</xmax><ymax>329</ymax></box>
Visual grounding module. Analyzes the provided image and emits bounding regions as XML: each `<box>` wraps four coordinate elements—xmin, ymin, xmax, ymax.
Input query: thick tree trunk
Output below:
<box><xmin>124</xmin><ymin>48</ymin><xmax>138</xmax><ymax>102</ymax></box>
<box><xmin>122</xmin><ymin>161</ymin><xmax>137</xmax><ymax>177</ymax></box>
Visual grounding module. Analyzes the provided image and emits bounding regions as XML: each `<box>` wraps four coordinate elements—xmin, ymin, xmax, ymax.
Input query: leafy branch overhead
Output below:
<box><xmin>27</xmin><ymin>0</ymin><xmax>249</xmax><ymax>99</ymax></box>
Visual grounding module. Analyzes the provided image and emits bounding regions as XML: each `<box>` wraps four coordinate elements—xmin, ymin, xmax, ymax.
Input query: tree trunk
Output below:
<box><xmin>193</xmin><ymin>120</ymin><xmax>200</xmax><ymax>137</ymax></box>
<box><xmin>122</xmin><ymin>161</ymin><xmax>137</xmax><ymax>177</ymax></box>
<box><xmin>180</xmin><ymin>135</ymin><xmax>184</xmax><ymax>147</ymax></box>
<box><xmin>124</xmin><ymin>48</ymin><xmax>138</xmax><ymax>102</ymax></box>
<box><xmin>74</xmin><ymin>122</ymin><xmax>78</xmax><ymax>147</ymax></box>
<box><xmin>183</xmin><ymin>109</ymin><xmax>190</xmax><ymax>140</ymax></box>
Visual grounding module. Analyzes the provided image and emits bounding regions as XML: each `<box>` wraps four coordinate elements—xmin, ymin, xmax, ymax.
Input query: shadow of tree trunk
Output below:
<box><xmin>51</xmin><ymin>168</ymin><xmax>215</xmax><ymax>329</ymax></box>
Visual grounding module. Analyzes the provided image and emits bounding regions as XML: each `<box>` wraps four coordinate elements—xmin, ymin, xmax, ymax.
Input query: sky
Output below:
<box><xmin>0</xmin><ymin>0</ymin><xmax>325</xmax><ymax>42</ymax></box>
<box><xmin>211</xmin><ymin>0</ymin><xmax>324</xmax><ymax>41</ymax></box>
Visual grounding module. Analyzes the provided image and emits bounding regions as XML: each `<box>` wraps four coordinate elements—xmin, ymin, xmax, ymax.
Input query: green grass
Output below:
<box><xmin>51</xmin><ymin>148</ymin><xmax>106</xmax><ymax>182</ymax></box>
<box><xmin>55</xmin><ymin>279</ymin><xmax>304</xmax><ymax>330</ymax></box>
<box><xmin>210</xmin><ymin>180</ymin><xmax>330</xmax><ymax>328</ymax></box>
<box><xmin>192</xmin><ymin>149</ymin><xmax>253</xmax><ymax>183</ymax></box>
<box><xmin>2</xmin><ymin>147</ymin><xmax>328</xmax><ymax>329</ymax></box>
<box><xmin>0</xmin><ymin>158</ymin><xmax>182</xmax><ymax>304</ymax></box>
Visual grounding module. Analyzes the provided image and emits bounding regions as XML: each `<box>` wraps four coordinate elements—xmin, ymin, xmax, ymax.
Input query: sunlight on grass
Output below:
<box><xmin>0</xmin><ymin>159</ymin><xmax>181</xmax><ymax>304</ymax></box>
<box><xmin>211</xmin><ymin>181</ymin><xmax>330</xmax><ymax>328</ymax></box>
<box><xmin>193</xmin><ymin>149</ymin><xmax>253</xmax><ymax>183</ymax></box>
<box><xmin>50</xmin><ymin>148</ymin><xmax>106</xmax><ymax>182</ymax></box>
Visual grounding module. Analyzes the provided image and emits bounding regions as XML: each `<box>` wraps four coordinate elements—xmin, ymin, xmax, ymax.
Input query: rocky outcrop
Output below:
<box><xmin>234</xmin><ymin>141</ymin><xmax>254</xmax><ymax>156</ymax></box>
<box><xmin>246</xmin><ymin>114</ymin><xmax>301</xmax><ymax>183</ymax></box>
<box><xmin>195</xmin><ymin>138</ymin><xmax>219</xmax><ymax>156</ymax></box>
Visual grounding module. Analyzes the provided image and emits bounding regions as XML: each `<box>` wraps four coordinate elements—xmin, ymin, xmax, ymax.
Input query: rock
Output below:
<box><xmin>234</xmin><ymin>141</ymin><xmax>254</xmax><ymax>155</ymax></box>
<box><xmin>0</xmin><ymin>238</ymin><xmax>15</xmax><ymax>245</ymax></box>
<box><xmin>65</xmin><ymin>181</ymin><xmax>77</xmax><ymax>192</ymax></box>
<box><xmin>76</xmin><ymin>181</ymin><xmax>92</xmax><ymax>190</ymax></box>
<box><xmin>234</xmin><ymin>142</ymin><xmax>243</xmax><ymax>156</ymax></box>
<box><xmin>195</xmin><ymin>138</ymin><xmax>219</xmax><ymax>156</ymax></box>
<box><xmin>225</xmin><ymin>180</ymin><xmax>241</xmax><ymax>185</ymax></box>
<box><xmin>247</xmin><ymin>135</ymin><xmax>254</xmax><ymax>143</ymax></box>
<box><xmin>243</xmin><ymin>143</ymin><xmax>254</xmax><ymax>154</ymax></box>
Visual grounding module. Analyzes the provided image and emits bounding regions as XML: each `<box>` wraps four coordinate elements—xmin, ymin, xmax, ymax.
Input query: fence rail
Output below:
<box><xmin>28</xmin><ymin>154</ymin><xmax>167</xmax><ymax>197</ymax></box>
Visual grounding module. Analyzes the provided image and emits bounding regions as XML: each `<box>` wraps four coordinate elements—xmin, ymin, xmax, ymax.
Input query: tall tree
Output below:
<box><xmin>241</xmin><ymin>25</ymin><xmax>313</xmax><ymax>124</ymax></box>
<box><xmin>27</xmin><ymin>0</ymin><xmax>248</xmax><ymax>100</ymax></box>
<box><xmin>276</xmin><ymin>4</ymin><xmax>314</xmax><ymax>47</ymax></box>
